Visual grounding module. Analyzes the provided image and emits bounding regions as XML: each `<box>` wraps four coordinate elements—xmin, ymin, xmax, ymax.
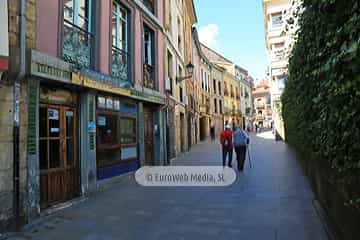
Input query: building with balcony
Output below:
<box><xmin>201</xmin><ymin>44</ymin><xmax>246</xmax><ymax>130</ymax></box>
<box><xmin>0</xmin><ymin>0</ymin><xmax>167</xmax><ymax>224</ymax></box>
<box><xmin>253</xmin><ymin>79</ymin><xmax>272</xmax><ymax>128</ymax></box>
<box><xmin>192</xmin><ymin>36</ymin><xmax>212</xmax><ymax>141</ymax></box>
<box><xmin>235</xmin><ymin>65</ymin><xmax>254</xmax><ymax>130</ymax></box>
<box><xmin>263</xmin><ymin>0</ymin><xmax>290</xmax><ymax>139</ymax></box>
<box><xmin>164</xmin><ymin>0</ymin><xmax>190</xmax><ymax>156</ymax></box>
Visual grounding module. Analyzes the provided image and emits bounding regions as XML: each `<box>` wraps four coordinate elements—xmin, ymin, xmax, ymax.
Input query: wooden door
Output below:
<box><xmin>144</xmin><ymin>108</ymin><xmax>154</xmax><ymax>165</ymax></box>
<box><xmin>39</xmin><ymin>104</ymin><xmax>79</xmax><ymax>208</ymax></box>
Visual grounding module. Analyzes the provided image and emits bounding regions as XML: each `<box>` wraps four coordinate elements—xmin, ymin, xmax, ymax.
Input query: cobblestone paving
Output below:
<box><xmin>8</xmin><ymin>132</ymin><xmax>328</xmax><ymax>240</ymax></box>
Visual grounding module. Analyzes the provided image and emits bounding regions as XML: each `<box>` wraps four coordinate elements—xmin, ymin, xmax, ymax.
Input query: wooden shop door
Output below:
<box><xmin>143</xmin><ymin>108</ymin><xmax>154</xmax><ymax>165</ymax></box>
<box><xmin>39</xmin><ymin>104</ymin><xmax>79</xmax><ymax>208</ymax></box>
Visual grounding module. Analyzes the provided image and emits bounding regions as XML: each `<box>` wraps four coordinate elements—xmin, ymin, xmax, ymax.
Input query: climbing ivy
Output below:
<box><xmin>282</xmin><ymin>0</ymin><xmax>360</xmax><ymax>208</ymax></box>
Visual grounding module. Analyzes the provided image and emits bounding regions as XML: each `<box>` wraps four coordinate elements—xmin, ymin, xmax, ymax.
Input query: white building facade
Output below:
<box><xmin>263</xmin><ymin>0</ymin><xmax>291</xmax><ymax>140</ymax></box>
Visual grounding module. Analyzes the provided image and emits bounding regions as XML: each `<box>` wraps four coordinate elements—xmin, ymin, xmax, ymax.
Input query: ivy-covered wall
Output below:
<box><xmin>282</xmin><ymin>0</ymin><xmax>360</xmax><ymax>238</ymax></box>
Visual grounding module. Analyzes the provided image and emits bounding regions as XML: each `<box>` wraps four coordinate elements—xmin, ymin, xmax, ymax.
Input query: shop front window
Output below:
<box><xmin>120</xmin><ymin>117</ymin><xmax>136</xmax><ymax>145</ymax></box>
<box><xmin>97</xmin><ymin>114</ymin><xmax>121</xmax><ymax>146</ymax></box>
<box><xmin>96</xmin><ymin>96</ymin><xmax>138</xmax><ymax>168</ymax></box>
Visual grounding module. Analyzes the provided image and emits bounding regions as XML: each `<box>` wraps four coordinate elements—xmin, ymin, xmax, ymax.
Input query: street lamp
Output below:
<box><xmin>176</xmin><ymin>63</ymin><xmax>194</xmax><ymax>83</ymax></box>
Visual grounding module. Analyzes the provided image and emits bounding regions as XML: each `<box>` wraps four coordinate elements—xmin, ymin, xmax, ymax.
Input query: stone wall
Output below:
<box><xmin>0</xmin><ymin>0</ymin><xmax>36</xmax><ymax>230</ymax></box>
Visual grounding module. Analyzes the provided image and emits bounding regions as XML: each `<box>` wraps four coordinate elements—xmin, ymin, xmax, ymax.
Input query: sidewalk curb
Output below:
<box><xmin>96</xmin><ymin>171</ymin><xmax>135</xmax><ymax>193</ymax></box>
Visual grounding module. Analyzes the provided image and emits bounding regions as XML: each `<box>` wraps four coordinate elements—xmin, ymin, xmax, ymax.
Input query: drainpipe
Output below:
<box><xmin>13</xmin><ymin>0</ymin><xmax>26</xmax><ymax>227</ymax></box>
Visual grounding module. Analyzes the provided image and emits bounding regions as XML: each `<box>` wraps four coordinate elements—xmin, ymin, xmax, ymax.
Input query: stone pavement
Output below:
<box><xmin>8</xmin><ymin>131</ymin><xmax>328</xmax><ymax>240</ymax></box>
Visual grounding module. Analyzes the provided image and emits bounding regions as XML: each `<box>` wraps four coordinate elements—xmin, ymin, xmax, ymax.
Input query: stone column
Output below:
<box><xmin>137</xmin><ymin>102</ymin><xmax>145</xmax><ymax>166</ymax></box>
<box><xmin>79</xmin><ymin>92</ymin><xmax>97</xmax><ymax>194</ymax></box>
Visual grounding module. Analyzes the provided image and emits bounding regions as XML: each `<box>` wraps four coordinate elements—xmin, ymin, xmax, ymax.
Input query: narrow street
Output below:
<box><xmin>10</xmin><ymin>132</ymin><xmax>328</xmax><ymax>240</ymax></box>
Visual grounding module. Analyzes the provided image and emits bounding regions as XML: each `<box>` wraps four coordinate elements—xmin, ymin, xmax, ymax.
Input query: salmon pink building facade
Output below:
<box><xmin>16</xmin><ymin>0</ymin><xmax>168</xmax><ymax>219</ymax></box>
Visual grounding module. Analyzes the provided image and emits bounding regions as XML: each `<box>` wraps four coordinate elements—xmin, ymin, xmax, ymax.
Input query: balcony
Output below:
<box><xmin>112</xmin><ymin>47</ymin><xmax>129</xmax><ymax>83</ymax></box>
<box><xmin>256</xmin><ymin>103</ymin><xmax>265</xmax><ymax>109</ymax></box>
<box><xmin>142</xmin><ymin>0</ymin><xmax>155</xmax><ymax>14</ymax></box>
<box><xmin>63</xmin><ymin>21</ymin><xmax>93</xmax><ymax>68</ymax></box>
<box><xmin>256</xmin><ymin>114</ymin><xmax>265</xmax><ymax>120</ymax></box>
<box><xmin>271</xmin><ymin>49</ymin><xmax>285</xmax><ymax>62</ymax></box>
<box><xmin>144</xmin><ymin>63</ymin><xmax>155</xmax><ymax>89</ymax></box>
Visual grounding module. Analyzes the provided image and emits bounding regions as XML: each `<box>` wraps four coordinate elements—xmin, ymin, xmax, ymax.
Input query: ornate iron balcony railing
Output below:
<box><xmin>144</xmin><ymin>63</ymin><xmax>155</xmax><ymax>89</ymax></box>
<box><xmin>112</xmin><ymin>46</ymin><xmax>129</xmax><ymax>82</ymax></box>
<box><xmin>142</xmin><ymin>0</ymin><xmax>155</xmax><ymax>14</ymax></box>
<box><xmin>63</xmin><ymin>20</ymin><xmax>93</xmax><ymax>68</ymax></box>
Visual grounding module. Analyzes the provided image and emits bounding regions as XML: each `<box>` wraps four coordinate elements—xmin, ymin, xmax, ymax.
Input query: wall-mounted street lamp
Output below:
<box><xmin>176</xmin><ymin>63</ymin><xmax>194</xmax><ymax>83</ymax></box>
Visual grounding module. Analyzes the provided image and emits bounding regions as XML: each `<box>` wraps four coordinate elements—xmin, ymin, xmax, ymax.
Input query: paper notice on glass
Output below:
<box><xmin>50</xmin><ymin>128</ymin><xmax>59</xmax><ymax>133</ymax></box>
<box><xmin>48</xmin><ymin>109</ymin><xmax>59</xmax><ymax>120</ymax></box>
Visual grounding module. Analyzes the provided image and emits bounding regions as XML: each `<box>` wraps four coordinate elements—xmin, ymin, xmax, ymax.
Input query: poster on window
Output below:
<box><xmin>48</xmin><ymin>109</ymin><xmax>59</xmax><ymax>120</ymax></box>
<box><xmin>98</xmin><ymin>116</ymin><xmax>106</xmax><ymax>126</ymax></box>
<box><xmin>106</xmin><ymin>98</ymin><xmax>113</xmax><ymax>109</ymax></box>
<box><xmin>114</xmin><ymin>100</ymin><xmax>120</xmax><ymax>111</ymax></box>
<box><xmin>98</xmin><ymin>97</ymin><xmax>106</xmax><ymax>108</ymax></box>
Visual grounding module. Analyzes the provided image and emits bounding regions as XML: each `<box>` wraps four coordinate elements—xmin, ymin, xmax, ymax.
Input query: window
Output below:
<box><xmin>144</xmin><ymin>25</ymin><xmax>154</xmax><ymax>66</ymax></box>
<box><xmin>143</xmin><ymin>24</ymin><xmax>155</xmax><ymax>89</ymax></box>
<box><xmin>63</xmin><ymin>0</ymin><xmax>93</xmax><ymax>67</ymax></box>
<box><xmin>271</xmin><ymin>13</ymin><xmax>283</xmax><ymax>26</ymax></box>
<box><xmin>179</xmin><ymin>66</ymin><xmax>183</xmax><ymax>102</ymax></box>
<box><xmin>167</xmin><ymin>51</ymin><xmax>173</xmax><ymax>95</ymax></box>
<box><xmin>177</xmin><ymin>17</ymin><xmax>182</xmax><ymax>54</ymax></box>
<box><xmin>213</xmin><ymin>79</ymin><xmax>216</xmax><ymax>94</ymax></box>
<box><xmin>273</xmin><ymin>42</ymin><xmax>285</xmax><ymax>49</ymax></box>
<box><xmin>120</xmin><ymin>117</ymin><xmax>136</xmax><ymax>145</ymax></box>
<box><xmin>214</xmin><ymin>99</ymin><xmax>217</xmax><ymax>114</ymax></box>
<box><xmin>166</xmin><ymin>0</ymin><xmax>172</xmax><ymax>33</ymax></box>
<box><xmin>219</xmin><ymin>100</ymin><xmax>223</xmax><ymax>114</ymax></box>
<box><xmin>218</xmin><ymin>82</ymin><xmax>221</xmax><ymax>94</ymax></box>
<box><xmin>111</xmin><ymin>1</ymin><xmax>129</xmax><ymax>81</ymax></box>
<box><xmin>142</xmin><ymin>0</ymin><xmax>155</xmax><ymax>14</ymax></box>
<box><xmin>277</xmin><ymin>76</ymin><xmax>286</xmax><ymax>89</ymax></box>
<box><xmin>201</xmin><ymin>69</ymin><xmax>204</xmax><ymax>89</ymax></box>
<box><xmin>179</xmin><ymin>86</ymin><xmax>183</xmax><ymax>103</ymax></box>
<box><xmin>97</xmin><ymin>114</ymin><xmax>121</xmax><ymax>146</ymax></box>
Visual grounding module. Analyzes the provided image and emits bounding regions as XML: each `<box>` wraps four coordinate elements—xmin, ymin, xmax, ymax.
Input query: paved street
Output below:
<box><xmin>11</xmin><ymin>132</ymin><xmax>328</xmax><ymax>240</ymax></box>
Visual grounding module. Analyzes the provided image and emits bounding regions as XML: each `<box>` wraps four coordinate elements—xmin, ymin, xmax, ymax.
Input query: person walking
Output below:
<box><xmin>233</xmin><ymin>126</ymin><xmax>250</xmax><ymax>172</ymax></box>
<box><xmin>220</xmin><ymin>125</ymin><xmax>233</xmax><ymax>167</ymax></box>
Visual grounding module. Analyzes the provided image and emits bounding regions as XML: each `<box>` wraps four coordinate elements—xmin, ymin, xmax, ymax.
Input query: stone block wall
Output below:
<box><xmin>0</xmin><ymin>0</ymin><xmax>36</xmax><ymax>230</ymax></box>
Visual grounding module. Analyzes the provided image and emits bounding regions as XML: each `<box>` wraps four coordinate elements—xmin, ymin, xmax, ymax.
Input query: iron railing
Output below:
<box><xmin>63</xmin><ymin>20</ymin><xmax>93</xmax><ymax>68</ymax></box>
<box><xmin>111</xmin><ymin>46</ymin><xmax>129</xmax><ymax>82</ymax></box>
<box><xmin>143</xmin><ymin>63</ymin><xmax>155</xmax><ymax>89</ymax></box>
<box><xmin>142</xmin><ymin>0</ymin><xmax>155</xmax><ymax>14</ymax></box>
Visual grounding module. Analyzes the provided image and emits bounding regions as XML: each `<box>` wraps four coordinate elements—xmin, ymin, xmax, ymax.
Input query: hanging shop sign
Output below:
<box><xmin>30</xmin><ymin>50</ymin><xmax>72</xmax><ymax>82</ymax></box>
<box><xmin>31</xmin><ymin>62</ymin><xmax>71</xmax><ymax>82</ymax></box>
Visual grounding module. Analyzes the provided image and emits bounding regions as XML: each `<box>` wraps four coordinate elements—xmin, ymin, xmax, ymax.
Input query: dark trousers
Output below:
<box><xmin>234</xmin><ymin>145</ymin><xmax>247</xmax><ymax>171</ymax></box>
<box><xmin>222</xmin><ymin>147</ymin><xmax>233</xmax><ymax>167</ymax></box>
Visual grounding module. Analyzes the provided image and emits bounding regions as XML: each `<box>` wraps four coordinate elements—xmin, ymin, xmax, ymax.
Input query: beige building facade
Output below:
<box><xmin>263</xmin><ymin>0</ymin><xmax>290</xmax><ymax>140</ymax></box>
<box><xmin>165</xmin><ymin>0</ymin><xmax>187</xmax><ymax>157</ymax></box>
<box><xmin>253</xmin><ymin>80</ymin><xmax>272</xmax><ymax>128</ymax></box>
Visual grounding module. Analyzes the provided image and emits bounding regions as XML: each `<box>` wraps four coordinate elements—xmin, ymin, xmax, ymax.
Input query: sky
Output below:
<box><xmin>194</xmin><ymin>0</ymin><xmax>268</xmax><ymax>80</ymax></box>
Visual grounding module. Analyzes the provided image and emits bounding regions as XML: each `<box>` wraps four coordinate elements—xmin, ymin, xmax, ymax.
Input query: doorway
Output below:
<box><xmin>39</xmin><ymin>104</ymin><xmax>79</xmax><ymax>208</ymax></box>
<box><xmin>144</xmin><ymin>108</ymin><xmax>154</xmax><ymax>165</ymax></box>
<box><xmin>180</xmin><ymin>113</ymin><xmax>185</xmax><ymax>152</ymax></box>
